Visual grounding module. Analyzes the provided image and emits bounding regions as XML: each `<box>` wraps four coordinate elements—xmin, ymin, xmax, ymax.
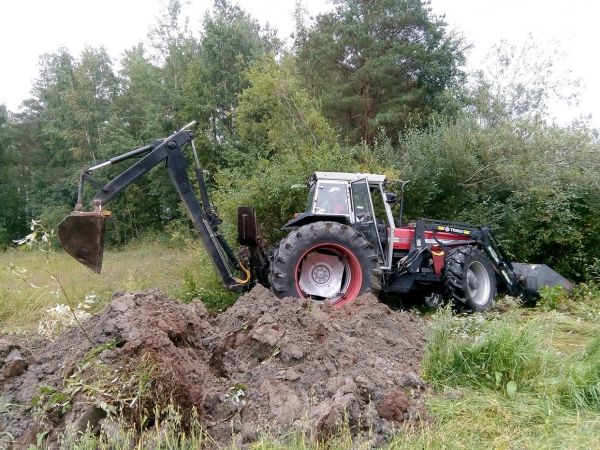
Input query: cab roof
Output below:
<box><xmin>310</xmin><ymin>171</ymin><xmax>387</xmax><ymax>184</ymax></box>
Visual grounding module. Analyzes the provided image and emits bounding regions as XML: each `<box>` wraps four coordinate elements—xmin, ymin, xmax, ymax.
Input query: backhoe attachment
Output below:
<box><xmin>57</xmin><ymin>121</ymin><xmax>269</xmax><ymax>292</ymax></box>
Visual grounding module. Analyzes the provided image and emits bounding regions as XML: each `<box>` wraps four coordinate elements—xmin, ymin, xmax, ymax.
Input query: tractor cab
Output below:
<box><xmin>297</xmin><ymin>172</ymin><xmax>397</xmax><ymax>270</ymax></box>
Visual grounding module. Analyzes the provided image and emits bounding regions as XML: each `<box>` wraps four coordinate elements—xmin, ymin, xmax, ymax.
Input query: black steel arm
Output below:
<box><xmin>76</xmin><ymin>124</ymin><xmax>249</xmax><ymax>291</ymax></box>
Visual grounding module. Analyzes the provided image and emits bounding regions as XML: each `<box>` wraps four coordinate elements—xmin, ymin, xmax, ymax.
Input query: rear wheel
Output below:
<box><xmin>269</xmin><ymin>221</ymin><xmax>381</xmax><ymax>306</ymax></box>
<box><xmin>443</xmin><ymin>246</ymin><xmax>496</xmax><ymax>312</ymax></box>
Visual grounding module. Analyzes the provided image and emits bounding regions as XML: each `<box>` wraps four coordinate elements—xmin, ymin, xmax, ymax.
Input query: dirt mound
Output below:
<box><xmin>0</xmin><ymin>286</ymin><xmax>426</xmax><ymax>448</ymax></box>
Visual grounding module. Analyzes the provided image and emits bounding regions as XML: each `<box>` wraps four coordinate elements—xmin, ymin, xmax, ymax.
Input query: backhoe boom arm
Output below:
<box><xmin>59</xmin><ymin>122</ymin><xmax>255</xmax><ymax>292</ymax></box>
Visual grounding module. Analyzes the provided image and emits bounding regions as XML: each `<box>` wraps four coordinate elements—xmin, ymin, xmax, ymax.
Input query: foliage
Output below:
<box><xmin>295</xmin><ymin>0</ymin><xmax>466</xmax><ymax>143</ymax></box>
<box><xmin>180</xmin><ymin>266</ymin><xmax>237</xmax><ymax>311</ymax></box>
<box><xmin>405</xmin><ymin>294</ymin><xmax>600</xmax><ymax>449</ymax></box>
<box><xmin>217</xmin><ymin>56</ymin><xmax>397</xmax><ymax>242</ymax></box>
<box><xmin>236</xmin><ymin>55</ymin><xmax>337</xmax><ymax>166</ymax></box>
<box><xmin>469</xmin><ymin>35</ymin><xmax>581</xmax><ymax>125</ymax></box>
<box><xmin>0</xmin><ymin>105</ymin><xmax>27</xmax><ymax>245</ymax></box>
<box><xmin>395</xmin><ymin>116</ymin><xmax>600</xmax><ymax>280</ymax></box>
<box><xmin>215</xmin><ymin>140</ymin><xmax>393</xmax><ymax>243</ymax></box>
<box><xmin>539</xmin><ymin>285</ymin><xmax>570</xmax><ymax>311</ymax></box>
<box><xmin>184</xmin><ymin>0</ymin><xmax>279</xmax><ymax>172</ymax></box>
<box><xmin>0</xmin><ymin>0</ymin><xmax>597</xmax><ymax>287</ymax></box>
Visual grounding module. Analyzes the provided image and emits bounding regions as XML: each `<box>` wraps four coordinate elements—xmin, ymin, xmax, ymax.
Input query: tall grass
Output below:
<box><xmin>57</xmin><ymin>405</ymin><xmax>208</xmax><ymax>450</ymax></box>
<box><xmin>0</xmin><ymin>241</ymin><xmax>235</xmax><ymax>333</ymax></box>
<box><xmin>557</xmin><ymin>336</ymin><xmax>600</xmax><ymax>410</ymax></box>
<box><xmin>390</xmin><ymin>389</ymin><xmax>600</xmax><ymax>449</ymax></box>
<box><xmin>424</xmin><ymin>308</ymin><xmax>548</xmax><ymax>392</ymax></box>
<box><xmin>409</xmin><ymin>299</ymin><xmax>600</xmax><ymax>449</ymax></box>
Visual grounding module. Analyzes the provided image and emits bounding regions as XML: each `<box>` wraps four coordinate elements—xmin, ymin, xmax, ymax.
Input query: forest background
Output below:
<box><xmin>1</xmin><ymin>0</ymin><xmax>599</xmax><ymax>282</ymax></box>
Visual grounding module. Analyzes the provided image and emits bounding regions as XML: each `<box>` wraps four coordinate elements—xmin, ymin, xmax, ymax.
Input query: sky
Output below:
<box><xmin>1</xmin><ymin>0</ymin><xmax>599</xmax><ymax>127</ymax></box>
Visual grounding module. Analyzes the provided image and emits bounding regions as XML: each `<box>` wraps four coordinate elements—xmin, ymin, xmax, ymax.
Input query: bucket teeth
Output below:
<box><xmin>58</xmin><ymin>211</ymin><xmax>110</xmax><ymax>273</ymax></box>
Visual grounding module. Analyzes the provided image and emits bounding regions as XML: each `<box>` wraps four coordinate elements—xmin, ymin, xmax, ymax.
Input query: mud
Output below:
<box><xmin>0</xmin><ymin>285</ymin><xmax>426</xmax><ymax>448</ymax></box>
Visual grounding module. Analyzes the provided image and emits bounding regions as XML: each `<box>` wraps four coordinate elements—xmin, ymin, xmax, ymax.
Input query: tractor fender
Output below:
<box><xmin>282</xmin><ymin>213</ymin><xmax>351</xmax><ymax>230</ymax></box>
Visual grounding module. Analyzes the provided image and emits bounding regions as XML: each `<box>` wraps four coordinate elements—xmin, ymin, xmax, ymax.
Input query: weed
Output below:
<box><xmin>415</xmin><ymin>293</ymin><xmax>600</xmax><ymax>449</ymax></box>
<box><xmin>37</xmin><ymin>294</ymin><xmax>96</xmax><ymax>340</ymax></box>
<box><xmin>179</xmin><ymin>266</ymin><xmax>237</xmax><ymax>311</ymax></box>
<box><xmin>181</xmin><ymin>267</ymin><xmax>199</xmax><ymax>302</ymax></box>
<box><xmin>391</xmin><ymin>388</ymin><xmax>600</xmax><ymax>449</ymax></box>
<box><xmin>32</xmin><ymin>386</ymin><xmax>73</xmax><ymax>418</ymax></box>
<box><xmin>58</xmin><ymin>404</ymin><xmax>208</xmax><ymax>450</ymax></box>
<box><xmin>539</xmin><ymin>285</ymin><xmax>570</xmax><ymax>310</ymax></box>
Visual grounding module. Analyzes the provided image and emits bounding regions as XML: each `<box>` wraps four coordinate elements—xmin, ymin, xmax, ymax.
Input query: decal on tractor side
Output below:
<box><xmin>436</xmin><ymin>225</ymin><xmax>471</xmax><ymax>235</ymax></box>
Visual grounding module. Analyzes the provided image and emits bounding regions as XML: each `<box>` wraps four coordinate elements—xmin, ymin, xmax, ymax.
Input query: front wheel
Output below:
<box><xmin>443</xmin><ymin>246</ymin><xmax>497</xmax><ymax>312</ymax></box>
<box><xmin>269</xmin><ymin>222</ymin><xmax>381</xmax><ymax>307</ymax></box>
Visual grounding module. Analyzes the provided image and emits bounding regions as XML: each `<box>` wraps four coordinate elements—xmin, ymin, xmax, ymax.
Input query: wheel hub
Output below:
<box><xmin>466</xmin><ymin>261</ymin><xmax>491</xmax><ymax>306</ymax></box>
<box><xmin>298</xmin><ymin>251</ymin><xmax>346</xmax><ymax>299</ymax></box>
<box><xmin>467</xmin><ymin>271</ymin><xmax>480</xmax><ymax>291</ymax></box>
<box><xmin>312</xmin><ymin>264</ymin><xmax>331</xmax><ymax>284</ymax></box>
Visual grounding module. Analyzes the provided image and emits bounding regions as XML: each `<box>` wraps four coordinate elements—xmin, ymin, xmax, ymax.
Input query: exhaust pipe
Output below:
<box><xmin>58</xmin><ymin>210</ymin><xmax>111</xmax><ymax>273</ymax></box>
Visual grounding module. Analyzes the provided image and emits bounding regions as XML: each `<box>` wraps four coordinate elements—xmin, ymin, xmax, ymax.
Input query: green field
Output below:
<box><xmin>1</xmin><ymin>243</ymin><xmax>599</xmax><ymax>449</ymax></box>
<box><xmin>0</xmin><ymin>241</ymin><xmax>235</xmax><ymax>334</ymax></box>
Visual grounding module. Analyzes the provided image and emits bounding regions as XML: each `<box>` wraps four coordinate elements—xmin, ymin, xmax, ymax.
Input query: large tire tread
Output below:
<box><xmin>269</xmin><ymin>221</ymin><xmax>381</xmax><ymax>303</ymax></box>
<box><xmin>442</xmin><ymin>246</ymin><xmax>497</xmax><ymax>313</ymax></box>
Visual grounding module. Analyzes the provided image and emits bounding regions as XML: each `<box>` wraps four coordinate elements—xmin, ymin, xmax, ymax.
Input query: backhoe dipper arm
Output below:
<box><xmin>60</xmin><ymin>123</ymin><xmax>249</xmax><ymax>291</ymax></box>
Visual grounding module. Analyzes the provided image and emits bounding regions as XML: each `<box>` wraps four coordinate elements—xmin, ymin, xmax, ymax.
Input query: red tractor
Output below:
<box><xmin>59</xmin><ymin>123</ymin><xmax>572</xmax><ymax>312</ymax></box>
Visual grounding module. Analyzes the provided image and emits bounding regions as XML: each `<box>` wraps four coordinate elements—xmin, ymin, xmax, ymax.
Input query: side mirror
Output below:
<box><xmin>385</xmin><ymin>192</ymin><xmax>398</xmax><ymax>204</ymax></box>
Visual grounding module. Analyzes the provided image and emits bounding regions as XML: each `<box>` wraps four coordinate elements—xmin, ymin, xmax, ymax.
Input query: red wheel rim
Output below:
<box><xmin>294</xmin><ymin>242</ymin><xmax>363</xmax><ymax>307</ymax></box>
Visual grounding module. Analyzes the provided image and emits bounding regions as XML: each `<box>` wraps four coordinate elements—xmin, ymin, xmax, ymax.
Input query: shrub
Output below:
<box><xmin>396</xmin><ymin>117</ymin><xmax>600</xmax><ymax>281</ymax></box>
<box><xmin>215</xmin><ymin>140</ymin><xmax>394</xmax><ymax>244</ymax></box>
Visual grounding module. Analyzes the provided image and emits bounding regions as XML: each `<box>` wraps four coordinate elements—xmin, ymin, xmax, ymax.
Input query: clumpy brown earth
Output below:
<box><xmin>0</xmin><ymin>285</ymin><xmax>426</xmax><ymax>448</ymax></box>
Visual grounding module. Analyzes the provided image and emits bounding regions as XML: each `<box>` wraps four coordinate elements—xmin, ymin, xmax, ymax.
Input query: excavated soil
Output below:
<box><xmin>0</xmin><ymin>285</ymin><xmax>426</xmax><ymax>448</ymax></box>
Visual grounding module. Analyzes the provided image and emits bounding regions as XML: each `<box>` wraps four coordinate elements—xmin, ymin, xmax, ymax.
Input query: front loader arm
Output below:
<box><xmin>417</xmin><ymin>219</ymin><xmax>572</xmax><ymax>296</ymax></box>
<box><xmin>58</xmin><ymin>122</ymin><xmax>253</xmax><ymax>292</ymax></box>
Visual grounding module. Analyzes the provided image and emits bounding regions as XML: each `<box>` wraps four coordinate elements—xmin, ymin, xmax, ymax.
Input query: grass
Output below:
<box><xmin>390</xmin><ymin>388</ymin><xmax>600</xmax><ymax>449</ymax></box>
<box><xmin>58</xmin><ymin>405</ymin><xmax>209</xmax><ymax>450</ymax></box>
<box><xmin>396</xmin><ymin>291</ymin><xmax>600</xmax><ymax>449</ymax></box>
<box><xmin>423</xmin><ymin>309</ymin><xmax>551</xmax><ymax>393</ymax></box>
<box><xmin>0</xmin><ymin>240</ymin><xmax>236</xmax><ymax>333</ymax></box>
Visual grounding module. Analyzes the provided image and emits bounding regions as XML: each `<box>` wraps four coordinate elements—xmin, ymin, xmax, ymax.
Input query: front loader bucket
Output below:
<box><xmin>511</xmin><ymin>262</ymin><xmax>574</xmax><ymax>295</ymax></box>
<box><xmin>58</xmin><ymin>211</ymin><xmax>110</xmax><ymax>274</ymax></box>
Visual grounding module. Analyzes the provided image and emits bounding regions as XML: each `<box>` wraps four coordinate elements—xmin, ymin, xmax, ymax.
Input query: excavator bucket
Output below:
<box><xmin>58</xmin><ymin>211</ymin><xmax>111</xmax><ymax>274</ymax></box>
<box><xmin>511</xmin><ymin>262</ymin><xmax>574</xmax><ymax>295</ymax></box>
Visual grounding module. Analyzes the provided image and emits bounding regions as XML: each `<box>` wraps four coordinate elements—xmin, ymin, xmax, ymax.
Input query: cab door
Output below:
<box><xmin>350</xmin><ymin>179</ymin><xmax>386</xmax><ymax>265</ymax></box>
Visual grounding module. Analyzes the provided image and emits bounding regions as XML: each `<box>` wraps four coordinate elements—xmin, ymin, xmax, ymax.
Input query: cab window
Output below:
<box><xmin>305</xmin><ymin>184</ymin><xmax>316</xmax><ymax>212</ymax></box>
<box><xmin>315</xmin><ymin>183</ymin><xmax>349</xmax><ymax>214</ymax></box>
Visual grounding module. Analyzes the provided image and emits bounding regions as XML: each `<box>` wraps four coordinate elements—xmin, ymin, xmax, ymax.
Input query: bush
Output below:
<box><xmin>215</xmin><ymin>140</ymin><xmax>394</xmax><ymax>243</ymax></box>
<box><xmin>396</xmin><ymin>117</ymin><xmax>600</xmax><ymax>281</ymax></box>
